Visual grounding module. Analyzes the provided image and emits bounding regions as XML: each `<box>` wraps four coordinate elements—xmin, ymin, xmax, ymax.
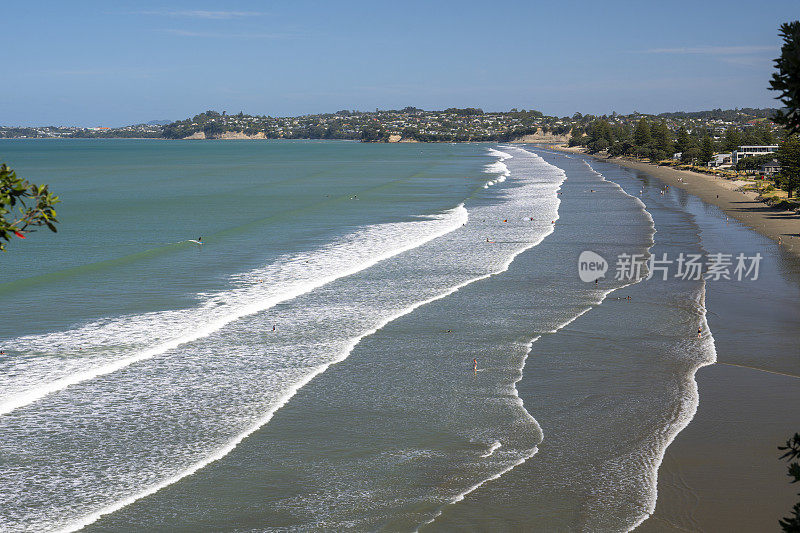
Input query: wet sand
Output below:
<box><xmin>550</xmin><ymin>147</ymin><xmax>800</xmax><ymax>260</ymax></box>
<box><xmin>608</xmin><ymin>158</ymin><xmax>800</xmax><ymax>260</ymax></box>
<box><xmin>601</xmin><ymin>157</ymin><xmax>800</xmax><ymax>532</ymax></box>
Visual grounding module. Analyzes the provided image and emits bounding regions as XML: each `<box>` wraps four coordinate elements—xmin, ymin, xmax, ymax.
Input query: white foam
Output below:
<box><xmin>480</xmin><ymin>441</ymin><xmax>503</xmax><ymax>458</ymax></box>
<box><xmin>577</xmin><ymin>157</ymin><xmax>716</xmax><ymax>532</ymax></box>
<box><xmin>0</xmin><ymin>206</ymin><xmax>468</xmax><ymax>417</ymax></box>
<box><xmin>53</xmin><ymin>146</ymin><xmax>569</xmax><ymax>533</ymax></box>
<box><xmin>483</xmin><ymin>149</ymin><xmax>512</xmax><ymax>188</ymax></box>
<box><xmin>420</xmin><ymin>151</ymin><xmax>661</xmax><ymax>530</ymax></box>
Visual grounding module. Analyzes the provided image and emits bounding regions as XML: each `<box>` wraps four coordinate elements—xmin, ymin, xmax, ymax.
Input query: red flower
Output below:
<box><xmin>14</xmin><ymin>231</ymin><xmax>26</xmax><ymax>239</ymax></box>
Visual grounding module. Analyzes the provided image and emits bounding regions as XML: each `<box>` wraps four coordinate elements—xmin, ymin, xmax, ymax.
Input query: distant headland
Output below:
<box><xmin>0</xmin><ymin>107</ymin><xmax>779</xmax><ymax>145</ymax></box>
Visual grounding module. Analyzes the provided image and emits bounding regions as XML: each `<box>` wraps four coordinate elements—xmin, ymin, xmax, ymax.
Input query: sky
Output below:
<box><xmin>1</xmin><ymin>0</ymin><xmax>797</xmax><ymax>126</ymax></box>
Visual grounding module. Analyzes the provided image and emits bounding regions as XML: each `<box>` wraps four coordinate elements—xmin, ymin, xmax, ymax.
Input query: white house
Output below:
<box><xmin>731</xmin><ymin>145</ymin><xmax>778</xmax><ymax>165</ymax></box>
<box><xmin>708</xmin><ymin>153</ymin><xmax>732</xmax><ymax>167</ymax></box>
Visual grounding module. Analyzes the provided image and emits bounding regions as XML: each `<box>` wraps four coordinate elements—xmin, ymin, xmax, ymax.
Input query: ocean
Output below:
<box><xmin>0</xmin><ymin>140</ymin><xmax>797</xmax><ymax>532</ymax></box>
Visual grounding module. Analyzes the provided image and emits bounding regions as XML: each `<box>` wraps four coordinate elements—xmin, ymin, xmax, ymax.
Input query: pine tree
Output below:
<box><xmin>724</xmin><ymin>127</ymin><xmax>743</xmax><ymax>153</ymax></box>
<box><xmin>675</xmin><ymin>126</ymin><xmax>691</xmax><ymax>154</ymax></box>
<box><xmin>634</xmin><ymin>118</ymin><xmax>651</xmax><ymax>147</ymax></box>
<box><xmin>769</xmin><ymin>21</ymin><xmax>800</xmax><ymax>134</ymax></box>
<box><xmin>777</xmin><ymin>134</ymin><xmax>800</xmax><ymax>198</ymax></box>
<box><xmin>700</xmin><ymin>135</ymin><xmax>715</xmax><ymax>165</ymax></box>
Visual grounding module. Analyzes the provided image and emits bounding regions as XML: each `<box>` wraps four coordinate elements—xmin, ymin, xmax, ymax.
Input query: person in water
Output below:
<box><xmin>473</xmin><ymin>358</ymin><xmax>478</xmax><ymax>372</ymax></box>
<box><xmin>697</xmin><ymin>326</ymin><xmax>702</xmax><ymax>338</ymax></box>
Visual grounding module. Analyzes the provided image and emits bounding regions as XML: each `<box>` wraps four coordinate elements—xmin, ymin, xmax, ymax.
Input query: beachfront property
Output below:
<box><xmin>731</xmin><ymin>145</ymin><xmax>779</xmax><ymax>165</ymax></box>
<box><xmin>708</xmin><ymin>152</ymin><xmax>733</xmax><ymax>167</ymax></box>
<box><xmin>760</xmin><ymin>158</ymin><xmax>782</xmax><ymax>175</ymax></box>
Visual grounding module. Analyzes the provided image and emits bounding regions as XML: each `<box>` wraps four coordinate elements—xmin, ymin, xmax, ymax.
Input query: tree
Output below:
<box><xmin>700</xmin><ymin>135</ymin><xmax>715</xmax><ymax>164</ymax></box>
<box><xmin>202</xmin><ymin>121</ymin><xmax>224</xmax><ymax>139</ymax></box>
<box><xmin>650</xmin><ymin>121</ymin><xmax>673</xmax><ymax>160</ymax></box>
<box><xmin>769</xmin><ymin>21</ymin><xmax>800</xmax><ymax>134</ymax></box>
<box><xmin>681</xmin><ymin>146</ymin><xmax>702</xmax><ymax>164</ymax></box>
<box><xmin>675</xmin><ymin>126</ymin><xmax>691</xmax><ymax>154</ymax></box>
<box><xmin>778</xmin><ymin>433</ymin><xmax>800</xmax><ymax>532</ymax></box>
<box><xmin>776</xmin><ymin>134</ymin><xmax>800</xmax><ymax>197</ymax></box>
<box><xmin>360</xmin><ymin>123</ymin><xmax>388</xmax><ymax>142</ymax></box>
<box><xmin>724</xmin><ymin>127</ymin><xmax>743</xmax><ymax>152</ymax></box>
<box><xmin>634</xmin><ymin>118</ymin><xmax>651</xmax><ymax>147</ymax></box>
<box><xmin>568</xmin><ymin>127</ymin><xmax>584</xmax><ymax>147</ymax></box>
<box><xmin>0</xmin><ymin>163</ymin><xmax>60</xmax><ymax>251</ymax></box>
<box><xmin>735</xmin><ymin>153</ymin><xmax>776</xmax><ymax>171</ymax></box>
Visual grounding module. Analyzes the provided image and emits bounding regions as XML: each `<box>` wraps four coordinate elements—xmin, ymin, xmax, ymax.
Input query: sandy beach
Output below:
<box><xmin>552</xmin><ymin>146</ymin><xmax>800</xmax><ymax>260</ymax></box>
<box><xmin>546</xmin><ymin>147</ymin><xmax>800</xmax><ymax>532</ymax></box>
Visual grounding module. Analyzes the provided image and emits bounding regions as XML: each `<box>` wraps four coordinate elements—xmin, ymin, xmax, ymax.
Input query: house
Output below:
<box><xmin>760</xmin><ymin>159</ymin><xmax>781</xmax><ymax>176</ymax></box>
<box><xmin>708</xmin><ymin>153</ymin><xmax>732</xmax><ymax>167</ymax></box>
<box><xmin>731</xmin><ymin>145</ymin><xmax>778</xmax><ymax>165</ymax></box>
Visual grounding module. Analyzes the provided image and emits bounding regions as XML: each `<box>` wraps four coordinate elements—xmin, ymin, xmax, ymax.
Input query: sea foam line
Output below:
<box><xmin>580</xmin><ymin>157</ymin><xmax>717</xmax><ymax>532</ymax></box>
<box><xmin>480</xmin><ymin>441</ymin><xmax>503</xmax><ymax>458</ymax></box>
<box><xmin>55</xmin><ymin>147</ymin><xmax>563</xmax><ymax>533</ymax></box>
<box><xmin>0</xmin><ymin>206</ymin><xmax>468</xmax><ymax>418</ymax></box>
<box><xmin>483</xmin><ymin>148</ymin><xmax>512</xmax><ymax>188</ymax></box>
<box><xmin>627</xmin><ymin>286</ymin><xmax>717</xmax><ymax>532</ymax></box>
<box><xmin>420</xmin><ymin>151</ymin><xmax>661</xmax><ymax>531</ymax></box>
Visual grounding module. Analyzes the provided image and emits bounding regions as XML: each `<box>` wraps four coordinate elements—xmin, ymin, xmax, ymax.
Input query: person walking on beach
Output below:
<box><xmin>697</xmin><ymin>326</ymin><xmax>702</xmax><ymax>338</ymax></box>
<box><xmin>473</xmin><ymin>358</ymin><xmax>478</xmax><ymax>373</ymax></box>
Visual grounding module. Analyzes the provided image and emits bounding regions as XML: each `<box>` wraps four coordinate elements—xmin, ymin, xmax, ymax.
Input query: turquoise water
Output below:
<box><xmin>0</xmin><ymin>140</ymin><xmax>795</xmax><ymax>532</ymax></box>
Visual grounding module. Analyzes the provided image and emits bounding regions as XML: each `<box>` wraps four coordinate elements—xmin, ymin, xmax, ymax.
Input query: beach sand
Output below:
<box><xmin>570</xmin><ymin>151</ymin><xmax>800</xmax><ymax>532</ymax></box>
<box><xmin>551</xmin><ymin>146</ymin><xmax>800</xmax><ymax>260</ymax></box>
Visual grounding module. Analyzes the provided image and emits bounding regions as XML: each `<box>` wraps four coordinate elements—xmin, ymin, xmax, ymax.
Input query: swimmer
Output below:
<box><xmin>272</xmin><ymin>325</ymin><xmax>276</xmax><ymax>332</ymax></box>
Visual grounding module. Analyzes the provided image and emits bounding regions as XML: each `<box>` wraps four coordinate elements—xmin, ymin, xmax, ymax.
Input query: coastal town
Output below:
<box><xmin>3</xmin><ymin>106</ymin><xmax>794</xmax><ymax>209</ymax></box>
<box><xmin>0</xmin><ymin>106</ymin><xmax>779</xmax><ymax>145</ymax></box>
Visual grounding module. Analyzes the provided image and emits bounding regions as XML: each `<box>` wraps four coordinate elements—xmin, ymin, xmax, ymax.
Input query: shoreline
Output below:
<box><xmin>548</xmin><ymin>146</ymin><xmax>800</xmax><ymax>259</ymax></box>
<box><xmin>542</xmin><ymin>147</ymin><xmax>800</xmax><ymax>531</ymax></box>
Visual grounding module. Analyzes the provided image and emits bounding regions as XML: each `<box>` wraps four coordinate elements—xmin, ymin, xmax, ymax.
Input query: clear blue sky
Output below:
<box><xmin>2</xmin><ymin>0</ymin><xmax>796</xmax><ymax>126</ymax></box>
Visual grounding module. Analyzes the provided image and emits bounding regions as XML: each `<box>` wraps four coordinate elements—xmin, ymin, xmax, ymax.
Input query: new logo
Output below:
<box><xmin>578</xmin><ymin>251</ymin><xmax>608</xmax><ymax>282</ymax></box>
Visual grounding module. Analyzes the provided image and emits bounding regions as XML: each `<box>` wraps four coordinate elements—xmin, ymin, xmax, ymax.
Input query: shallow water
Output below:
<box><xmin>0</xmin><ymin>140</ymin><xmax>783</xmax><ymax>532</ymax></box>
